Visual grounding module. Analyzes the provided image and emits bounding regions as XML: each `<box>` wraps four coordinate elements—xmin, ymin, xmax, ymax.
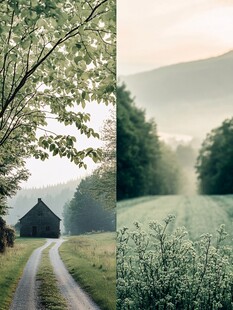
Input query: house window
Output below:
<box><xmin>46</xmin><ymin>226</ymin><xmax>50</xmax><ymax>231</ymax></box>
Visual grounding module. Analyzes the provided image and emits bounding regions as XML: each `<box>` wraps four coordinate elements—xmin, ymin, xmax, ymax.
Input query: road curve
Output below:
<box><xmin>10</xmin><ymin>239</ymin><xmax>53</xmax><ymax>310</ymax></box>
<box><xmin>50</xmin><ymin>239</ymin><xmax>101</xmax><ymax>310</ymax></box>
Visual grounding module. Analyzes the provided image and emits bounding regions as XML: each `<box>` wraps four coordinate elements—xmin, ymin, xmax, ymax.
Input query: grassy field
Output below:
<box><xmin>59</xmin><ymin>232</ymin><xmax>116</xmax><ymax>310</ymax></box>
<box><xmin>117</xmin><ymin>195</ymin><xmax>233</xmax><ymax>309</ymax></box>
<box><xmin>37</xmin><ymin>242</ymin><xmax>67</xmax><ymax>310</ymax></box>
<box><xmin>118</xmin><ymin>195</ymin><xmax>233</xmax><ymax>242</ymax></box>
<box><xmin>0</xmin><ymin>238</ymin><xmax>46</xmax><ymax>310</ymax></box>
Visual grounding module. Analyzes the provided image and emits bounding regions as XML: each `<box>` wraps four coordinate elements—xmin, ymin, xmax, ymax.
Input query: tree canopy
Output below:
<box><xmin>196</xmin><ymin>118</ymin><xmax>233</xmax><ymax>194</ymax></box>
<box><xmin>0</xmin><ymin>0</ymin><xmax>115</xmax><ymax>215</ymax></box>
<box><xmin>0</xmin><ymin>0</ymin><xmax>115</xmax><ymax>163</ymax></box>
<box><xmin>90</xmin><ymin>109</ymin><xmax>116</xmax><ymax>210</ymax></box>
<box><xmin>63</xmin><ymin>173</ymin><xmax>115</xmax><ymax>235</ymax></box>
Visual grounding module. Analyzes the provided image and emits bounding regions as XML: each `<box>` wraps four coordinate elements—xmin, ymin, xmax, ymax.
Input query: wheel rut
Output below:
<box><xmin>10</xmin><ymin>239</ymin><xmax>101</xmax><ymax>310</ymax></box>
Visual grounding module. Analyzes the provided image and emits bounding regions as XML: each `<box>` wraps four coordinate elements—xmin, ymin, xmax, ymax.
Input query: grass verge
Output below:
<box><xmin>59</xmin><ymin>232</ymin><xmax>116</xmax><ymax>310</ymax></box>
<box><xmin>37</xmin><ymin>243</ymin><xmax>67</xmax><ymax>310</ymax></box>
<box><xmin>0</xmin><ymin>237</ymin><xmax>46</xmax><ymax>310</ymax></box>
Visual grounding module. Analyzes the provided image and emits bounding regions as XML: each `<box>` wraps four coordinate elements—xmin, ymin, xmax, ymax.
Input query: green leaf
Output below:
<box><xmin>82</xmin><ymin>91</ymin><xmax>86</xmax><ymax>99</ymax></box>
<box><xmin>74</xmin><ymin>56</ymin><xmax>82</xmax><ymax>64</ymax></box>
<box><xmin>53</xmin><ymin>149</ymin><xmax>59</xmax><ymax>156</ymax></box>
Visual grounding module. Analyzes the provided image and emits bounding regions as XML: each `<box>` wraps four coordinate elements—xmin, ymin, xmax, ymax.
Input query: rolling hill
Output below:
<box><xmin>120</xmin><ymin>51</ymin><xmax>233</xmax><ymax>139</ymax></box>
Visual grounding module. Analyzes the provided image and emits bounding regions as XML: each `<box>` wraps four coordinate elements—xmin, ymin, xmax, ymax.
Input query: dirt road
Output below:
<box><xmin>50</xmin><ymin>239</ymin><xmax>101</xmax><ymax>310</ymax></box>
<box><xmin>10</xmin><ymin>239</ymin><xmax>101</xmax><ymax>310</ymax></box>
<box><xmin>10</xmin><ymin>239</ymin><xmax>53</xmax><ymax>310</ymax></box>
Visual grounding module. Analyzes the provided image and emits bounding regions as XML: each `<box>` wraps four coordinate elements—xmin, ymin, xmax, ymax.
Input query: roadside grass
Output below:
<box><xmin>37</xmin><ymin>243</ymin><xmax>67</xmax><ymax>310</ymax></box>
<box><xmin>59</xmin><ymin>232</ymin><xmax>116</xmax><ymax>310</ymax></box>
<box><xmin>0</xmin><ymin>237</ymin><xmax>45</xmax><ymax>310</ymax></box>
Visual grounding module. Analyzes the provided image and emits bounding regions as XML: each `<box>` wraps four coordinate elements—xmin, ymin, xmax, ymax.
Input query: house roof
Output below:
<box><xmin>19</xmin><ymin>198</ymin><xmax>61</xmax><ymax>221</ymax></box>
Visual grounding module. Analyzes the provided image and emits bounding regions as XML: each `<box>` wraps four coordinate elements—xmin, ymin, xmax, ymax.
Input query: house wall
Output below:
<box><xmin>20</xmin><ymin>200</ymin><xmax>60</xmax><ymax>238</ymax></box>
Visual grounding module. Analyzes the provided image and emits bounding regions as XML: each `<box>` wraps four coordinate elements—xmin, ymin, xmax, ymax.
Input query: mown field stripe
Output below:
<box><xmin>118</xmin><ymin>195</ymin><xmax>233</xmax><ymax>244</ymax></box>
<box><xmin>118</xmin><ymin>195</ymin><xmax>183</xmax><ymax>229</ymax></box>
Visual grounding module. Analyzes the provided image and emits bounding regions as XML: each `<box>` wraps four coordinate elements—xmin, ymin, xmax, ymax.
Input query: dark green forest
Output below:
<box><xmin>196</xmin><ymin>118</ymin><xmax>233</xmax><ymax>194</ymax></box>
<box><xmin>63</xmin><ymin>173</ymin><xmax>115</xmax><ymax>235</ymax></box>
<box><xmin>117</xmin><ymin>84</ymin><xmax>182</xmax><ymax>200</ymax></box>
<box><xmin>63</xmin><ymin>113</ymin><xmax>116</xmax><ymax>234</ymax></box>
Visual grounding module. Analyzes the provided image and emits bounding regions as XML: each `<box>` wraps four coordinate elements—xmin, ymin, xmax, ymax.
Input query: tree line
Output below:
<box><xmin>196</xmin><ymin>118</ymin><xmax>233</xmax><ymax>195</ymax></box>
<box><xmin>63</xmin><ymin>112</ymin><xmax>116</xmax><ymax>234</ymax></box>
<box><xmin>117</xmin><ymin>83</ymin><xmax>233</xmax><ymax>199</ymax></box>
<box><xmin>117</xmin><ymin>84</ymin><xmax>182</xmax><ymax>200</ymax></box>
<box><xmin>63</xmin><ymin>172</ymin><xmax>115</xmax><ymax>234</ymax></box>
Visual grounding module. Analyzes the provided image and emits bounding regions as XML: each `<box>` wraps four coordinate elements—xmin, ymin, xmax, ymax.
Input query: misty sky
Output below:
<box><xmin>118</xmin><ymin>0</ymin><xmax>233</xmax><ymax>75</ymax></box>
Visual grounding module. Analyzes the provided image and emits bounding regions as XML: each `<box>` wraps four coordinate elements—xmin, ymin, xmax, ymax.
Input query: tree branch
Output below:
<box><xmin>0</xmin><ymin>0</ymin><xmax>109</xmax><ymax>121</ymax></box>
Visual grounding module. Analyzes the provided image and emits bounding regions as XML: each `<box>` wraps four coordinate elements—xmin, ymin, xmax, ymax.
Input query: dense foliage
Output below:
<box><xmin>0</xmin><ymin>0</ymin><xmax>115</xmax><ymax>158</ymax></box>
<box><xmin>63</xmin><ymin>174</ymin><xmax>115</xmax><ymax>235</ymax></box>
<box><xmin>196</xmin><ymin>118</ymin><xmax>233</xmax><ymax>194</ymax></box>
<box><xmin>117</xmin><ymin>84</ymin><xmax>181</xmax><ymax>200</ymax></box>
<box><xmin>63</xmin><ymin>113</ymin><xmax>116</xmax><ymax>234</ymax></box>
<box><xmin>117</xmin><ymin>216</ymin><xmax>233</xmax><ymax>310</ymax></box>
<box><xmin>90</xmin><ymin>110</ymin><xmax>116</xmax><ymax>210</ymax></box>
<box><xmin>0</xmin><ymin>142</ymin><xmax>29</xmax><ymax>215</ymax></box>
<box><xmin>0</xmin><ymin>217</ymin><xmax>15</xmax><ymax>253</ymax></box>
<box><xmin>0</xmin><ymin>0</ymin><xmax>115</xmax><ymax>215</ymax></box>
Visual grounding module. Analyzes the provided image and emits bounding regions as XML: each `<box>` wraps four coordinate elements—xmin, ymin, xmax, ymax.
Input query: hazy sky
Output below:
<box><xmin>118</xmin><ymin>0</ymin><xmax>233</xmax><ymax>75</ymax></box>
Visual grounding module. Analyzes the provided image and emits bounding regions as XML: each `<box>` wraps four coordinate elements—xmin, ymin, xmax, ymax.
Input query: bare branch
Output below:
<box><xmin>36</xmin><ymin>126</ymin><xmax>58</xmax><ymax>136</ymax></box>
<box><xmin>8</xmin><ymin>61</ymin><xmax>17</xmax><ymax>100</ymax></box>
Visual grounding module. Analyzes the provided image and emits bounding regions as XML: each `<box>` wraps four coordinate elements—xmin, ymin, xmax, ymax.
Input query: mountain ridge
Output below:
<box><xmin>121</xmin><ymin>50</ymin><xmax>233</xmax><ymax>78</ymax></box>
<box><xmin>121</xmin><ymin>50</ymin><xmax>233</xmax><ymax>139</ymax></box>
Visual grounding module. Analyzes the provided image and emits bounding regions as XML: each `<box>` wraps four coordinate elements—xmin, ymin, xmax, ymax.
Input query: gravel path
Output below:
<box><xmin>50</xmin><ymin>239</ymin><xmax>101</xmax><ymax>310</ymax></box>
<box><xmin>10</xmin><ymin>239</ymin><xmax>100</xmax><ymax>310</ymax></box>
<box><xmin>10</xmin><ymin>239</ymin><xmax>53</xmax><ymax>310</ymax></box>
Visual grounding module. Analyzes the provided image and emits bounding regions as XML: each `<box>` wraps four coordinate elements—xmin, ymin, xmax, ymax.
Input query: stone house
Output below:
<box><xmin>19</xmin><ymin>198</ymin><xmax>61</xmax><ymax>238</ymax></box>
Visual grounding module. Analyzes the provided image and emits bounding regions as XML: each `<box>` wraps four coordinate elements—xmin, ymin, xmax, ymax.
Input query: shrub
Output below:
<box><xmin>0</xmin><ymin>217</ymin><xmax>15</xmax><ymax>252</ymax></box>
<box><xmin>117</xmin><ymin>215</ymin><xmax>233</xmax><ymax>310</ymax></box>
<box><xmin>0</xmin><ymin>217</ymin><xmax>7</xmax><ymax>253</ymax></box>
<box><xmin>5</xmin><ymin>227</ymin><xmax>15</xmax><ymax>247</ymax></box>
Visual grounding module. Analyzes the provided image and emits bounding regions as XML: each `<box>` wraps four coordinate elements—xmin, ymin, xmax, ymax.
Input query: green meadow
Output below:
<box><xmin>118</xmin><ymin>195</ymin><xmax>233</xmax><ymax>241</ymax></box>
